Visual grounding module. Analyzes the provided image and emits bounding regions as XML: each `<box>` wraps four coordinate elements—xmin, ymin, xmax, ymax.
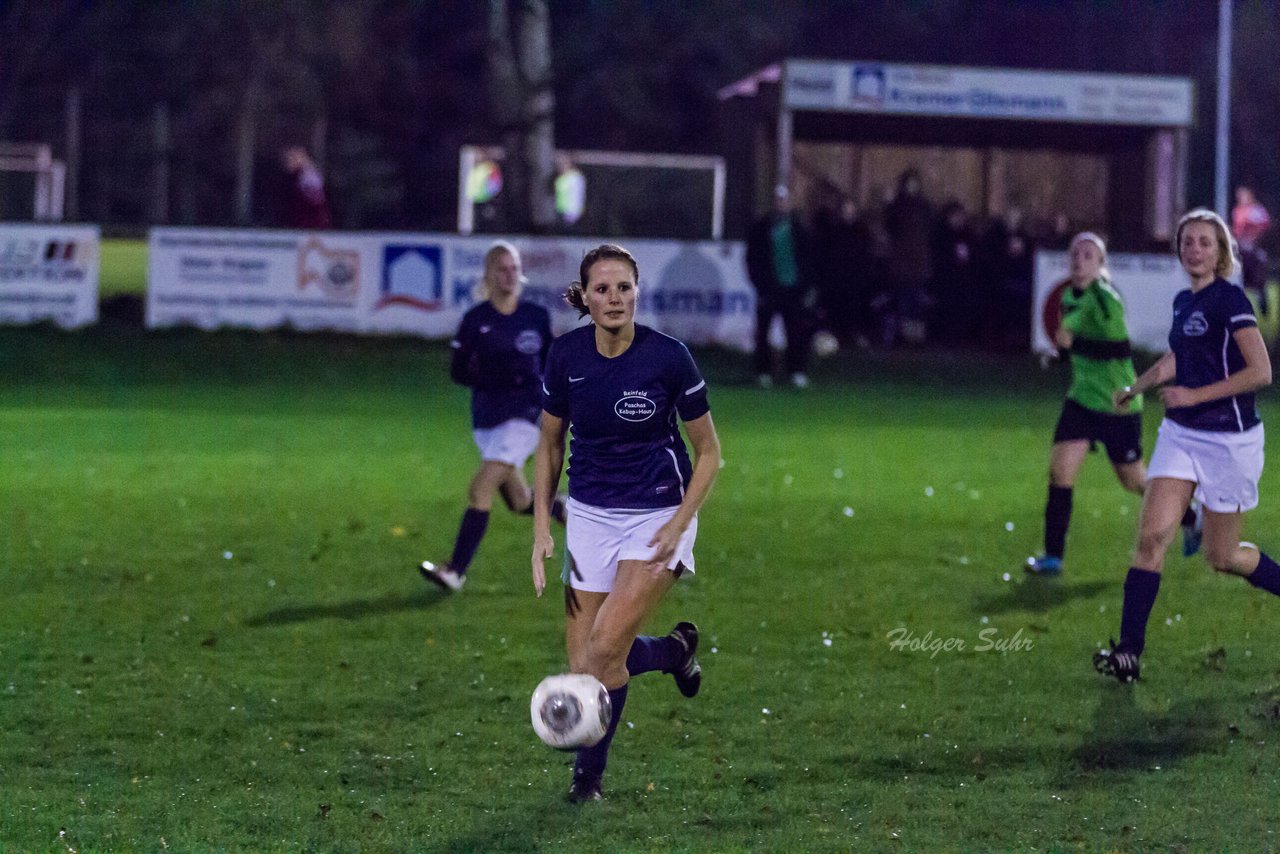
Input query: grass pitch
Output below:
<box><xmin>2</xmin><ymin>322</ymin><xmax>1279</xmax><ymax>851</ymax></box>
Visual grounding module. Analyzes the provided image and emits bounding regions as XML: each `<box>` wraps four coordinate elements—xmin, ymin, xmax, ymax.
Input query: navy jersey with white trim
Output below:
<box><xmin>1167</xmin><ymin>278</ymin><xmax>1260</xmax><ymax>432</ymax></box>
<box><xmin>451</xmin><ymin>301</ymin><xmax>552</xmax><ymax>429</ymax></box>
<box><xmin>542</xmin><ymin>324</ymin><xmax>711</xmax><ymax>510</ymax></box>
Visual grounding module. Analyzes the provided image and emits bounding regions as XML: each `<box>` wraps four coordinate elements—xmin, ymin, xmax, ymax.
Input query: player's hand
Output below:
<box><xmin>646</xmin><ymin>519</ymin><xmax>684</xmax><ymax>574</ymax></box>
<box><xmin>531</xmin><ymin>531</ymin><xmax>554</xmax><ymax>597</ymax></box>
<box><xmin>1112</xmin><ymin>386</ymin><xmax>1137</xmax><ymax>412</ymax></box>
<box><xmin>1159</xmin><ymin>385</ymin><xmax>1199</xmax><ymax>409</ymax></box>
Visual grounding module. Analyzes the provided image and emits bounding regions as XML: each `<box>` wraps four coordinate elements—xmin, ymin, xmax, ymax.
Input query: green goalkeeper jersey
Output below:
<box><xmin>1060</xmin><ymin>278</ymin><xmax>1142</xmax><ymax>414</ymax></box>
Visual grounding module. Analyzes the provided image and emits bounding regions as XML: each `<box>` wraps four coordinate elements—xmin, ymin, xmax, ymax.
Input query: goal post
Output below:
<box><xmin>0</xmin><ymin>143</ymin><xmax>67</xmax><ymax>222</ymax></box>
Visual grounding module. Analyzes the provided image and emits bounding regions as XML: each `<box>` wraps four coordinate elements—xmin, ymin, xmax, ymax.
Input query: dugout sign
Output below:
<box><xmin>0</xmin><ymin>222</ymin><xmax>99</xmax><ymax>328</ymax></box>
<box><xmin>1031</xmin><ymin>250</ymin><xmax>1189</xmax><ymax>356</ymax></box>
<box><xmin>147</xmin><ymin>229</ymin><xmax>755</xmax><ymax>351</ymax></box>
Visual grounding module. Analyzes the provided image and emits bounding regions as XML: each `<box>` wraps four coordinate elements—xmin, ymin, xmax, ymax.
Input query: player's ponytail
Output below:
<box><xmin>564</xmin><ymin>280</ymin><xmax>589</xmax><ymax>317</ymax></box>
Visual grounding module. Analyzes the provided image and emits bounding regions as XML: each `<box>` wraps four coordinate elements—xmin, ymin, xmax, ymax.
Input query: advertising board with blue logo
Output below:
<box><xmin>784</xmin><ymin>60</ymin><xmax>1193</xmax><ymax>127</ymax></box>
<box><xmin>0</xmin><ymin>223</ymin><xmax>100</xmax><ymax>328</ymax></box>
<box><xmin>148</xmin><ymin>229</ymin><xmax>754</xmax><ymax>350</ymax></box>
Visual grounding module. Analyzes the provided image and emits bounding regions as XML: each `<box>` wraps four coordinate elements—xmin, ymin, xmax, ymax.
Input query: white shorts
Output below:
<box><xmin>562</xmin><ymin>498</ymin><xmax>697</xmax><ymax>593</ymax></box>
<box><xmin>472</xmin><ymin>418</ymin><xmax>541</xmax><ymax>467</ymax></box>
<box><xmin>1147</xmin><ymin>418</ymin><xmax>1265</xmax><ymax>513</ymax></box>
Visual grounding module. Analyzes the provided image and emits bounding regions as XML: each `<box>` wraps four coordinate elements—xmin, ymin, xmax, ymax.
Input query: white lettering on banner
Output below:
<box><xmin>785</xmin><ymin>59</ymin><xmax>1193</xmax><ymax>127</ymax></box>
<box><xmin>0</xmin><ymin>224</ymin><xmax>99</xmax><ymax>328</ymax></box>
<box><xmin>148</xmin><ymin>229</ymin><xmax>757</xmax><ymax>351</ymax></box>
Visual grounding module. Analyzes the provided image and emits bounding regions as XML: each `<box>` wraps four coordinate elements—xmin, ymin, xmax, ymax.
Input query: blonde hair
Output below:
<box><xmin>473</xmin><ymin>240</ymin><xmax>525</xmax><ymax>302</ymax></box>
<box><xmin>1173</xmin><ymin>208</ymin><xmax>1238</xmax><ymax>279</ymax></box>
<box><xmin>1069</xmin><ymin>231</ymin><xmax>1111</xmax><ymax>283</ymax></box>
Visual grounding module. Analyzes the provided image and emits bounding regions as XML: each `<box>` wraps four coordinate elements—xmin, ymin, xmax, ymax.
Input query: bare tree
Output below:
<box><xmin>487</xmin><ymin>0</ymin><xmax>555</xmax><ymax>233</ymax></box>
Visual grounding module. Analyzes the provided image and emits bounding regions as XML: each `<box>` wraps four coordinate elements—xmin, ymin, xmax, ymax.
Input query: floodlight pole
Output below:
<box><xmin>1214</xmin><ymin>0</ymin><xmax>1232</xmax><ymax>217</ymax></box>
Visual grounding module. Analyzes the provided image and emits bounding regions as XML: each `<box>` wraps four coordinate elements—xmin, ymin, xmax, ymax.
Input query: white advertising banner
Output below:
<box><xmin>147</xmin><ymin>229</ymin><xmax>755</xmax><ymax>351</ymax></box>
<box><xmin>1032</xmin><ymin>250</ymin><xmax>1188</xmax><ymax>356</ymax></box>
<box><xmin>0</xmin><ymin>223</ymin><xmax>99</xmax><ymax>328</ymax></box>
<box><xmin>785</xmin><ymin>60</ymin><xmax>1194</xmax><ymax>127</ymax></box>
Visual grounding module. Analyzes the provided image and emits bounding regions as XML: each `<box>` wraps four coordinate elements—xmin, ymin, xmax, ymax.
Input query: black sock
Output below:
<box><xmin>574</xmin><ymin>683</ymin><xmax>628</xmax><ymax>782</ymax></box>
<box><xmin>625</xmin><ymin>635</ymin><xmax>681</xmax><ymax>676</ymax></box>
<box><xmin>1247</xmin><ymin>551</ymin><xmax>1280</xmax><ymax>596</ymax></box>
<box><xmin>1044</xmin><ymin>485</ymin><xmax>1073</xmax><ymax>559</ymax></box>
<box><xmin>1180</xmin><ymin>505</ymin><xmax>1198</xmax><ymax>527</ymax></box>
<box><xmin>552</xmin><ymin>496</ymin><xmax>567</xmax><ymax>526</ymax></box>
<box><xmin>1119</xmin><ymin>567</ymin><xmax>1162</xmax><ymax>654</ymax></box>
<box><xmin>448</xmin><ymin>508</ymin><xmax>489</xmax><ymax>574</ymax></box>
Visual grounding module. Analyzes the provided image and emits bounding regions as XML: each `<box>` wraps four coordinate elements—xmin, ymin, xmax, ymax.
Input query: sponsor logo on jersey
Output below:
<box><xmin>515</xmin><ymin>329</ymin><xmax>543</xmax><ymax>355</ymax></box>
<box><xmin>1182</xmin><ymin>310</ymin><xmax>1208</xmax><ymax>336</ymax></box>
<box><xmin>614</xmin><ymin>390</ymin><xmax>656</xmax><ymax>422</ymax></box>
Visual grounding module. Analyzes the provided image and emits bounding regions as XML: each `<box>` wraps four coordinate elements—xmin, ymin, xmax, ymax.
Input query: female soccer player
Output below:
<box><xmin>1095</xmin><ymin>209</ymin><xmax>1276</xmax><ymax>683</ymax></box>
<box><xmin>1026</xmin><ymin>233</ymin><xmax>1151</xmax><ymax>575</ymax></box>
<box><xmin>530</xmin><ymin>243</ymin><xmax>721</xmax><ymax>802</ymax></box>
<box><xmin>420</xmin><ymin>241</ymin><xmax>560</xmax><ymax>592</ymax></box>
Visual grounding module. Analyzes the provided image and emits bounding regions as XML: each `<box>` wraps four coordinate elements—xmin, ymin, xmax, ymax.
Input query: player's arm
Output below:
<box><xmin>449</xmin><ymin>316</ymin><xmax>477</xmax><ymax>387</ymax></box>
<box><xmin>1160</xmin><ymin>326</ymin><xmax>1272</xmax><ymax>409</ymax></box>
<box><xmin>1115</xmin><ymin>351</ymin><xmax>1176</xmax><ymax>409</ymax></box>
<box><xmin>646</xmin><ymin>412</ymin><xmax>721</xmax><ymax>570</ymax></box>
<box><xmin>531</xmin><ymin>412</ymin><xmax>568</xmax><ymax>597</ymax></box>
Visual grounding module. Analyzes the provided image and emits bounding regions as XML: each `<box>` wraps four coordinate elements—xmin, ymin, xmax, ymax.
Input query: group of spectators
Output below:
<box><xmin>748</xmin><ymin>169</ymin><xmax>1089</xmax><ymax>385</ymax></box>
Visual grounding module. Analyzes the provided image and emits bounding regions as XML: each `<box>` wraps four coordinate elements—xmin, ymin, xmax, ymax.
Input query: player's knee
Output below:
<box><xmin>1134</xmin><ymin>526</ymin><xmax>1173</xmax><ymax>563</ymax></box>
<box><xmin>1205</xmin><ymin>544</ymin><xmax>1240</xmax><ymax>574</ymax></box>
<box><xmin>583</xmin><ymin>628</ymin><xmax>629</xmax><ymax>676</ymax></box>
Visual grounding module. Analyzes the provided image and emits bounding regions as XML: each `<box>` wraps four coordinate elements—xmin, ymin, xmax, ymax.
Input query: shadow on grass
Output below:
<box><xmin>244</xmin><ymin>589</ymin><xmax>448</xmax><ymax>627</ymax></box>
<box><xmin>973</xmin><ymin>579</ymin><xmax>1112</xmax><ymax>615</ymax></box>
<box><xmin>1061</xmin><ymin>685</ymin><xmax>1228</xmax><ymax>787</ymax></box>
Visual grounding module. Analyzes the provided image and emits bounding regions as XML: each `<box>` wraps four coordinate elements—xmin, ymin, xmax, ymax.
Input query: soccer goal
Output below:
<box><xmin>0</xmin><ymin>143</ymin><xmax>66</xmax><ymax>221</ymax></box>
<box><xmin>458</xmin><ymin>144</ymin><xmax>725</xmax><ymax>240</ymax></box>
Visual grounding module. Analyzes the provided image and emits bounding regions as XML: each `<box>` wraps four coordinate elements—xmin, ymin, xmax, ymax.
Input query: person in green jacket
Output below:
<box><xmin>1027</xmin><ymin>232</ymin><xmax>1202</xmax><ymax>575</ymax></box>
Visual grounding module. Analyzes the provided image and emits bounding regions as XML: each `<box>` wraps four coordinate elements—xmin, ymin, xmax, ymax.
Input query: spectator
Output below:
<box><xmin>746</xmin><ymin>185</ymin><xmax>816</xmax><ymax>388</ymax></box>
<box><xmin>1232</xmin><ymin>185</ymin><xmax>1271</xmax><ymax>310</ymax></box>
<box><xmin>554</xmin><ymin>153</ymin><xmax>587</xmax><ymax>229</ymax></box>
<box><xmin>817</xmin><ymin>196</ymin><xmax>874</xmax><ymax>348</ymax></box>
<box><xmin>883</xmin><ymin>169</ymin><xmax>934</xmax><ymax>345</ymax></box>
<box><xmin>280</xmin><ymin>146</ymin><xmax>332</xmax><ymax>230</ymax></box>
<box><xmin>931</xmin><ymin>201</ymin><xmax>978</xmax><ymax>345</ymax></box>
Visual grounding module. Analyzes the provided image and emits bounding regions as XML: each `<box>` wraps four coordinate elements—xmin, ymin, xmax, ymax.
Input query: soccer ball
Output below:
<box><xmin>812</xmin><ymin>329</ymin><xmax>839</xmax><ymax>358</ymax></box>
<box><xmin>530</xmin><ymin>673</ymin><xmax>612</xmax><ymax>749</ymax></box>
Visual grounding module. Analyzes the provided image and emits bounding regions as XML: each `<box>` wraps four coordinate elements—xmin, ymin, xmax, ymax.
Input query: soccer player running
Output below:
<box><xmin>1027</xmin><ymin>232</ymin><xmax>1201</xmax><ymax>574</ymax></box>
<box><xmin>420</xmin><ymin>241</ymin><xmax>562</xmax><ymax>592</ymax></box>
<box><xmin>1095</xmin><ymin>209</ymin><xmax>1276</xmax><ymax>683</ymax></box>
<box><xmin>530</xmin><ymin>243</ymin><xmax>721</xmax><ymax>802</ymax></box>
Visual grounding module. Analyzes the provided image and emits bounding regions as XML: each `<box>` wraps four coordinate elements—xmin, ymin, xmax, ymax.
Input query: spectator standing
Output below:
<box><xmin>1232</xmin><ymin>185</ymin><xmax>1271</xmax><ymax>310</ymax></box>
<box><xmin>746</xmin><ymin>185</ymin><xmax>815</xmax><ymax>388</ymax></box>
<box><xmin>883</xmin><ymin>169</ymin><xmax>934</xmax><ymax>346</ymax></box>
<box><xmin>280</xmin><ymin>146</ymin><xmax>332</xmax><ymax>230</ymax></box>
<box><xmin>817</xmin><ymin>197</ymin><xmax>873</xmax><ymax>347</ymax></box>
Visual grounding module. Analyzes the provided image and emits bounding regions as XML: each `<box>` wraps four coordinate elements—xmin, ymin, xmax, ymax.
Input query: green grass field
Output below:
<box><xmin>3</xmin><ymin>322</ymin><xmax>1280</xmax><ymax>851</ymax></box>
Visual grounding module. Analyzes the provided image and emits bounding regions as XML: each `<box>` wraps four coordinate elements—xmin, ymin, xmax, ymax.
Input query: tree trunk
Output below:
<box><xmin>516</xmin><ymin>0</ymin><xmax>556</xmax><ymax>233</ymax></box>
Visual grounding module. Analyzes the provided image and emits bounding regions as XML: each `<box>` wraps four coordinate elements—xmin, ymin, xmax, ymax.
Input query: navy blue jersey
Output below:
<box><xmin>1167</xmin><ymin>278</ymin><xmax>1260</xmax><ymax>432</ymax></box>
<box><xmin>451</xmin><ymin>301</ymin><xmax>552</xmax><ymax>429</ymax></box>
<box><xmin>542</xmin><ymin>324</ymin><xmax>711</xmax><ymax>510</ymax></box>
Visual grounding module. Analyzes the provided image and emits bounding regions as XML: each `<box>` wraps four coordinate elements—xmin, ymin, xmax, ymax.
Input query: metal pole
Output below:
<box><xmin>64</xmin><ymin>88</ymin><xmax>81</xmax><ymax>221</ymax></box>
<box><xmin>1214</xmin><ymin>0</ymin><xmax>1232</xmax><ymax>217</ymax></box>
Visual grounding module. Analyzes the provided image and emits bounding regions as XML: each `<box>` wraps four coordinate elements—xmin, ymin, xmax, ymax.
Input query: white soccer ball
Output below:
<box><xmin>812</xmin><ymin>330</ymin><xmax>839</xmax><ymax>358</ymax></box>
<box><xmin>530</xmin><ymin>673</ymin><xmax>612</xmax><ymax>750</ymax></box>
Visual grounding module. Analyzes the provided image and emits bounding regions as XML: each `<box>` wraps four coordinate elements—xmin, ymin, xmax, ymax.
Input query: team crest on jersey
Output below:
<box><xmin>615</xmin><ymin>390</ymin><xmax>656</xmax><ymax>422</ymax></box>
<box><xmin>515</xmin><ymin>329</ymin><xmax>543</xmax><ymax>355</ymax></box>
<box><xmin>1182</xmin><ymin>311</ymin><xmax>1208</xmax><ymax>336</ymax></box>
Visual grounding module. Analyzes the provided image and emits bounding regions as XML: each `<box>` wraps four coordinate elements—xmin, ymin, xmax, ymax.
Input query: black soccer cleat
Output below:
<box><xmin>1093</xmin><ymin>638</ymin><xmax>1140</xmax><ymax>683</ymax></box>
<box><xmin>419</xmin><ymin>560</ymin><xmax>465</xmax><ymax>592</ymax></box>
<box><xmin>566</xmin><ymin>772</ymin><xmax>603</xmax><ymax>804</ymax></box>
<box><xmin>668</xmin><ymin>621</ymin><xmax>702</xmax><ymax>698</ymax></box>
